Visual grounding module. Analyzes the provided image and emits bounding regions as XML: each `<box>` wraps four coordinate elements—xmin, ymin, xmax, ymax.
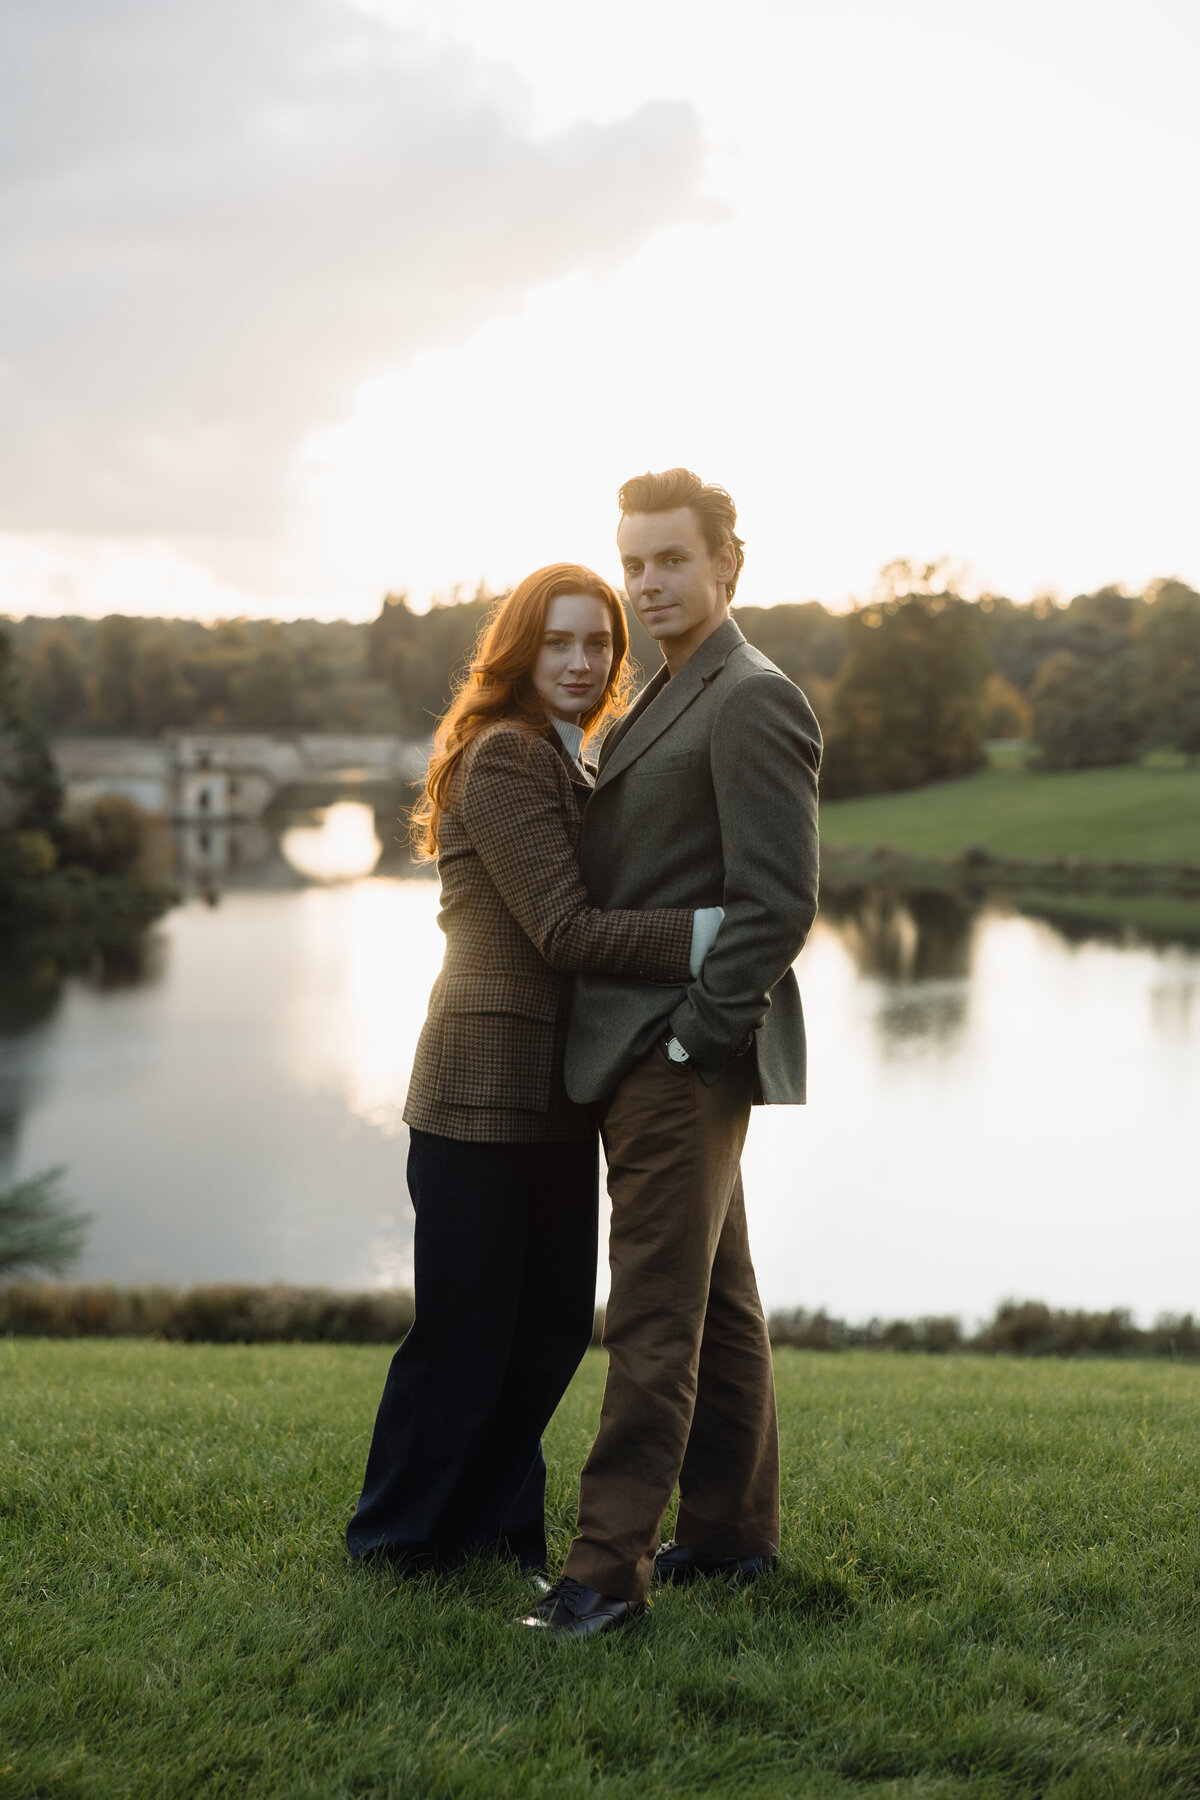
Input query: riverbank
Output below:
<box><xmin>819</xmin><ymin>758</ymin><xmax>1200</xmax><ymax>942</ymax></box>
<box><xmin>5</xmin><ymin>1340</ymin><xmax>1199</xmax><ymax>1798</ymax></box>
<box><xmin>819</xmin><ymin>842</ymin><xmax>1200</xmax><ymax>916</ymax></box>
<box><xmin>820</xmin><ymin>754</ymin><xmax>1200</xmax><ymax>864</ymax></box>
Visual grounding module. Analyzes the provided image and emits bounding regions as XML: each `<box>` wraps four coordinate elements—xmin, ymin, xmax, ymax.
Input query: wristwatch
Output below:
<box><xmin>664</xmin><ymin>1034</ymin><xmax>691</xmax><ymax>1065</ymax></box>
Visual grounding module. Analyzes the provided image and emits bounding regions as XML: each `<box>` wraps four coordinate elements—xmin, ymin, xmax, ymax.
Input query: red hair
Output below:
<box><xmin>412</xmin><ymin>562</ymin><xmax>630</xmax><ymax>858</ymax></box>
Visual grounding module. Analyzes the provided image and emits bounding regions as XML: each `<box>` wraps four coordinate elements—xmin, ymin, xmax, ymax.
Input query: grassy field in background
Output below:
<box><xmin>819</xmin><ymin>756</ymin><xmax>1200</xmax><ymax>864</ymax></box>
<box><xmin>5</xmin><ymin>1341</ymin><xmax>1200</xmax><ymax>1798</ymax></box>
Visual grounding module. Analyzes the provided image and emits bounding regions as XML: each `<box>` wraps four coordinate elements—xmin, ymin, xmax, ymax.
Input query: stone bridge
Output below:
<box><xmin>53</xmin><ymin>733</ymin><xmax>428</xmax><ymax>822</ymax></box>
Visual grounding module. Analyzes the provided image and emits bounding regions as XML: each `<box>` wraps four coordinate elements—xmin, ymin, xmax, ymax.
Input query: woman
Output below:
<box><xmin>346</xmin><ymin>563</ymin><xmax>720</xmax><ymax>1572</ymax></box>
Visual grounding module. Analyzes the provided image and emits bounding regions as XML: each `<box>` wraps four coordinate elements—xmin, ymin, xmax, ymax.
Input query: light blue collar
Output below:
<box><xmin>552</xmin><ymin>717</ymin><xmax>586</xmax><ymax>768</ymax></box>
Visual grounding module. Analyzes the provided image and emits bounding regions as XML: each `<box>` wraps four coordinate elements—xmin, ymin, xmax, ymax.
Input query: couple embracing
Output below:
<box><xmin>346</xmin><ymin>468</ymin><xmax>822</xmax><ymax>1639</ymax></box>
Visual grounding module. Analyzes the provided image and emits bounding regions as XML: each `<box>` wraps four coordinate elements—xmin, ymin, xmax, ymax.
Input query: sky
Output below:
<box><xmin>1</xmin><ymin>0</ymin><xmax>1198</xmax><ymax>621</ymax></box>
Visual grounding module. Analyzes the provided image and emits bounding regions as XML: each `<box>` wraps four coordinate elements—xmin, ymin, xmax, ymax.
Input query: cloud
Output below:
<box><xmin>0</xmin><ymin>0</ymin><xmax>706</xmax><ymax>546</ymax></box>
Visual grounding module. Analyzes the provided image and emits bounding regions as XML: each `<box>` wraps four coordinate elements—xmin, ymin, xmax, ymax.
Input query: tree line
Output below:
<box><xmin>0</xmin><ymin>628</ymin><xmax>173</xmax><ymax>934</ymax></box>
<box><xmin>5</xmin><ymin>564</ymin><xmax>1200</xmax><ymax>798</ymax></box>
<box><xmin>5</xmin><ymin>615</ymin><xmax>395</xmax><ymax>736</ymax></box>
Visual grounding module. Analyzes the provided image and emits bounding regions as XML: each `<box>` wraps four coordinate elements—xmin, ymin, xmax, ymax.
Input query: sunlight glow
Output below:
<box><xmin>276</xmin><ymin>879</ymin><xmax>446</xmax><ymax>1250</ymax></box>
<box><xmin>4</xmin><ymin>0</ymin><xmax>1197</xmax><ymax>618</ymax></box>
<box><xmin>280</xmin><ymin>802</ymin><xmax>384</xmax><ymax>883</ymax></box>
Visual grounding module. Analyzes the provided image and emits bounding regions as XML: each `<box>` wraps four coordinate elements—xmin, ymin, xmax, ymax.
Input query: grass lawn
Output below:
<box><xmin>820</xmin><ymin>758</ymin><xmax>1200</xmax><ymax>864</ymax></box>
<box><xmin>5</xmin><ymin>1342</ymin><xmax>1200</xmax><ymax>1799</ymax></box>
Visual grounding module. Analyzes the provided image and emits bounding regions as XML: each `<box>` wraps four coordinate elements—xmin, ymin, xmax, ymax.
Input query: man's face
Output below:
<box><xmin>616</xmin><ymin>508</ymin><xmax>736</xmax><ymax>668</ymax></box>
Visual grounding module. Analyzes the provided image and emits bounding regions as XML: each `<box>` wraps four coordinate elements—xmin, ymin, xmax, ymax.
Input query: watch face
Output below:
<box><xmin>666</xmin><ymin>1037</ymin><xmax>689</xmax><ymax>1063</ymax></box>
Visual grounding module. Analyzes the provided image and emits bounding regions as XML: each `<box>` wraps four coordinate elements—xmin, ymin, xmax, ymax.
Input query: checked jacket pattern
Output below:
<box><xmin>402</xmin><ymin>721</ymin><xmax>694</xmax><ymax>1143</ymax></box>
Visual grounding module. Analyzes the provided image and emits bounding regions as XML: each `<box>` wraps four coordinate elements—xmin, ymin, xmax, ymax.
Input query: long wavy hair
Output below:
<box><xmin>412</xmin><ymin>563</ymin><xmax>631</xmax><ymax>859</ymax></box>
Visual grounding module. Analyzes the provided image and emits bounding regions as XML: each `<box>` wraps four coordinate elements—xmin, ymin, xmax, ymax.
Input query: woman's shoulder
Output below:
<box><xmin>464</xmin><ymin>719</ymin><xmax>561</xmax><ymax>773</ymax></box>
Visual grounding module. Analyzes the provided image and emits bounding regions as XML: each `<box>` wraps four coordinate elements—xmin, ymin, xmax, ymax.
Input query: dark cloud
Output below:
<box><xmin>0</xmin><ymin>0</ymin><xmax>705</xmax><ymax>539</ymax></box>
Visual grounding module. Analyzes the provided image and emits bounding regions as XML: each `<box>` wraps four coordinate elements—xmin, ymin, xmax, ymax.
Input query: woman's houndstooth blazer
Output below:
<box><xmin>402</xmin><ymin>720</ymin><xmax>695</xmax><ymax>1143</ymax></box>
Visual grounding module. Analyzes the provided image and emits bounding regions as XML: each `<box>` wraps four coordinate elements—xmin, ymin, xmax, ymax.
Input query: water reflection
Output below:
<box><xmin>172</xmin><ymin>819</ymin><xmax>274</xmax><ymax>890</ymax></box>
<box><xmin>0</xmin><ymin>931</ymin><xmax>167</xmax><ymax>1179</ymax></box>
<box><xmin>819</xmin><ymin>886</ymin><xmax>978</xmax><ymax>1050</ymax></box>
<box><xmin>821</xmin><ymin>887</ymin><xmax>979</xmax><ymax>982</ymax></box>
<box><xmin>0</xmin><ymin>883</ymin><xmax>444</xmax><ymax>1290</ymax></box>
<box><xmin>166</xmin><ymin>784</ymin><xmax>416</xmax><ymax>897</ymax></box>
<box><xmin>1150</xmin><ymin>972</ymin><xmax>1196</xmax><ymax>1041</ymax></box>
<box><xmin>3</xmin><ymin>864</ymin><xmax>1200</xmax><ymax>1319</ymax></box>
<box><xmin>280</xmin><ymin>802</ymin><xmax>383</xmax><ymax>883</ymax></box>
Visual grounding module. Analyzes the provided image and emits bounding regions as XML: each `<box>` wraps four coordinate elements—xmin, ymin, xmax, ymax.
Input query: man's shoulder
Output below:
<box><xmin>720</xmin><ymin>642</ymin><xmax>814</xmax><ymax>707</ymax></box>
<box><xmin>725</xmin><ymin>639</ymin><xmax>787</xmax><ymax>682</ymax></box>
<box><xmin>712</xmin><ymin>643</ymin><xmax>822</xmax><ymax>744</ymax></box>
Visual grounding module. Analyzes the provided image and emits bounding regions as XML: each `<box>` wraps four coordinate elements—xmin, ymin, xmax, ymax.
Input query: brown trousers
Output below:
<box><xmin>562</xmin><ymin>1041</ymin><xmax>780</xmax><ymax>1602</ymax></box>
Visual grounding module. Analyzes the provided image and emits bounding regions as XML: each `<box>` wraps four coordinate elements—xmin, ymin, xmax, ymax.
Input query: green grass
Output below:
<box><xmin>820</xmin><ymin>759</ymin><xmax>1200</xmax><ymax>864</ymax></box>
<box><xmin>5</xmin><ymin>1342</ymin><xmax>1200</xmax><ymax>1798</ymax></box>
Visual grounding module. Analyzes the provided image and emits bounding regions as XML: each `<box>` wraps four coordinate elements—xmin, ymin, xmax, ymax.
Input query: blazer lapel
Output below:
<box><xmin>594</xmin><ymin>619</ymin><xmax>746</xmax><ymax>793</ymax></box>
<box><xmin>596</xmin><ymin>664</ymin><xmax>670</xmax><ymax>773</ymax></box>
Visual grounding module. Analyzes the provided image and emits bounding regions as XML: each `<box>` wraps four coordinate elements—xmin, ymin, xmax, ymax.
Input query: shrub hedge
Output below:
<box><xmin>3</xmin><ymin>1284</ymin><xmax>1200</xmax><ymax>1357</ymax></box>
<box><xmin>0</xmin><ymin>1282</ymin><xmax>415</xmax><ymax>1344</ymax></box>
<box><xmin>767</xmin><ymin>1299</ymin><xmax>1200</xmax><ymax>1358</ymax></box>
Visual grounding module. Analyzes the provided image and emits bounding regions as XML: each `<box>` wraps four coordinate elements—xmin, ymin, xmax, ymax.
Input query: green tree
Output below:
<box><xmin>131</xmin><ymin>633</ymin><xmax>198</xmax><ymax>735</ymax></box>
<box><xmin>368</xmin><ymin>590</ymin><xmax>494</xmax><ymax>735</ymax></box>
<box><xmin>55</xmin><ymin>794</ymin><xmax>150</xmax><ymax>878</ymax></box>
<box><xmin>735</xmin><ymin>601</ymin><xmax>847</xmax><ymax>689</ymax></box>
<box><xmin>228</xmin><ymin>629</ymin><xmax>299</xmax><ymax>729</ymax></box>
<box><xmin>367</xmin><ymin>592</ymin><xmax>426</xmax><ymax>731</ymax></box>
<box><xmin>0</xmin><ymin>627</ymin><xmax>62</xmax><ymax>833</ymax></box>
<box><xmin>981</xmin><ymin>672</ymin><xmax>1031</xmax><ymax>740</ymax></box>
<box><xmin>0</xmin><ymin>1168</ymin><xmax>90</xmax><ymax>1279</ymax></box>
<box><xmin>979</xmin><ymin>593</ymin><xmax>1065</xmax><ymax>694</ymax></box>
<box><xmin>24</xmin><ymin>625</ymin><xmax>87</xmax><ymax>729</ymax></box>
<box><xmin>181</xmin><ymin>621</ymin><xmax>244</xmax><ymax>728</ymax></box>
<box><xmin>1030</xmin><ymin>649</ymin><xmax>1144</xmax><ymax>770</ymax></box>
<box><xmin>90</xmin><ymin>615</ymin><xmax>142</xmax><ymax>731</ymax></box>
<box><xmin>1062</xmin><ymin>585</ymin><xmax>1138</xmax><ymax>651</ymax></box>
<box><xmin>1136</xmin><ymin>580</ymin><xmax>1200</xmax><ymax>759</ymax></box>
<box><xmin>821</xmin><ymin>586</ymin><xmax>989</xmax><ymax>798</ymax></box>
<box><xmin>366</xmin><ymin>592</ymin><xmax>417</xmax><ymax>680</ymax></box>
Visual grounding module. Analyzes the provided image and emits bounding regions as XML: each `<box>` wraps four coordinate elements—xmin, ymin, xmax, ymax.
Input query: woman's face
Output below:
<box><xmin>531</xmin><ymin>593</ymin><xmax>615</xmax><ymax>723</ymax></box>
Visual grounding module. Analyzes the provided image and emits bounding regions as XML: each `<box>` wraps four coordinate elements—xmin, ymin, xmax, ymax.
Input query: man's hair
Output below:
<box><xmin>617</xmin><ymin>467</ymin><xmax>745</xmax><ymax>599</ymax></box>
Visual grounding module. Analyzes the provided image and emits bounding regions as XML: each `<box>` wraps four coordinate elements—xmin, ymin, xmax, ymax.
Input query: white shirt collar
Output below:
<box><xmin>552</xmin><ymin>717</ymin><xmax>586</xmax><ymax>768</ymax></box>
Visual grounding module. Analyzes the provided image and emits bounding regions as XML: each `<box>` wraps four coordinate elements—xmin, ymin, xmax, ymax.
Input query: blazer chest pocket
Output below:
<box><xmin>632</xmin><ymin>749</ymin><xmax>696</xmax><ymax>777</ymax></box>
<box><xmin>435</xmin><ymin>973</ymin><xmax>558</xmax><ymax>1112</ymax></box>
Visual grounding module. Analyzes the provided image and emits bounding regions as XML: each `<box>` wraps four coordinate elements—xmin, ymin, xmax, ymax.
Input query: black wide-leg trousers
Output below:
<box><xmin>346</xmin><ymin>1128</ymin><xmax>598</xmax><ymax>1570</ymax></box>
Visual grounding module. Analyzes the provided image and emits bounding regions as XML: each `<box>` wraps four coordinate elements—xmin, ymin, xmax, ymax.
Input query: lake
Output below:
<box><xmin>3</xmin><ymin>798</ymin><xmax>1198</xmax><ymax>1324</ymax></box>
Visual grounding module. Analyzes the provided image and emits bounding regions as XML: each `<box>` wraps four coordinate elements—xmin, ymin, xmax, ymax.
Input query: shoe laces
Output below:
<box><xmin>546</xmin><ymin>1575</ymin><xmax>593</xmax><ymax>1608</ymax></box>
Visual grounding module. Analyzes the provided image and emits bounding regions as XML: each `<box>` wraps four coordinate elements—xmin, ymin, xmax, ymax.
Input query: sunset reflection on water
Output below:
<box><xmin>280</xmin><ymin>800</ymin><xmax>383</xmax><ymax>883</ymax></box>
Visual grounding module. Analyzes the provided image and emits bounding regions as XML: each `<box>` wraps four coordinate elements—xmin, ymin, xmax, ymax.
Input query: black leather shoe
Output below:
<box><xmin>520</xmin><ymin>1575</ymin><xmax>641</xmax><ymax>1639</ymax></box>
<box><xmin>653</xmin><ymin>1540</ymin><xmax>777</xmax><ymax>1584</ymax></box>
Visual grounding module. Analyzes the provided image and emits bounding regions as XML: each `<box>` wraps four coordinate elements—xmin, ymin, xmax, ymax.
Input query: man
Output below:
<box><xmin>524</xmin><ymin>467</ymin><xmax>821</xmax><ymax>1638</ymax></box>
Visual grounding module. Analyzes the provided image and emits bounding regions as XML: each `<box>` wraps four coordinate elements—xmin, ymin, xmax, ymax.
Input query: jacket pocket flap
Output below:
<box><xmin>438</xmin><ymin>972</ymin><xmax>559</xmax><ymax>1023</ymax></box>
<box><xmin>632</xmin><ymin>749</ymin><xmax>696</xmax><ymax>775</ymax></box>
